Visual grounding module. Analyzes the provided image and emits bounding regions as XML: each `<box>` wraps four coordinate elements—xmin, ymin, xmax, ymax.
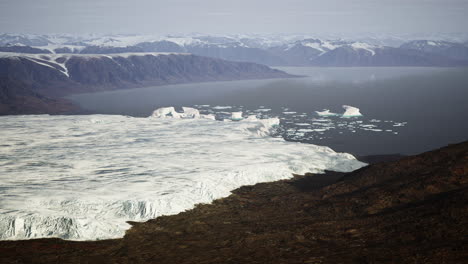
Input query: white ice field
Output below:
<box><xmin>0</xmin><ymin>109</ymin><xmax>365</xmax><ymax>240</ymax></box>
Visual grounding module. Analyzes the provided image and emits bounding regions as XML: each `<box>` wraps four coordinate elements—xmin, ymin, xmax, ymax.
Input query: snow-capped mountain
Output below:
<box><xmin>0</xmin><ymin>44</ymin><xmax>52</xmax><ymax>54</ymax></box>
<box><xmin>1</xmin><ymin>33</ymin><xmax>468</xmax><ymax>66</ymax></box>
<box><xmin>400</xmin><ymin>40</ymin><xmax>468</xmax><ymax>61</ymax></box>
<box><xmin>308</xmin><ymin>46</ymin><xmax>466</xmax><ymax>67</ymax></box>
<box><xmin>0</xmin><ymin>33</ymin><xmax>52</xmax><ymax>46</ymax></box>
<box><xmin>267</xmin><ymin>39</ymin><xmax>383</xmax><ymax>66</ymax></box>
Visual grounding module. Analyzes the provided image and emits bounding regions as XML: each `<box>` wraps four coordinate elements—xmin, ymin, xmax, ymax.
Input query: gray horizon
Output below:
<box><xmin>0</xmin><ymin>0</ymin><xmax>467</xmax><ymax>35</ymax></box>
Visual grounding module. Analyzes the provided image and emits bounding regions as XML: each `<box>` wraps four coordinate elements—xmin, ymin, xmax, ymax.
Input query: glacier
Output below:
<box><xmin>0</xmin><ymin>110</ymin><xmax>365</xmax><ymax>240</ymax></box>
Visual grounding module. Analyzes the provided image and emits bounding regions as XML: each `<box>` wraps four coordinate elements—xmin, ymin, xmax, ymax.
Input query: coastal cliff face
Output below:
<box><xmin>0</xmin><ymin>141</ymin><xmax>466</xmax><ymax>263</ymax></box>
<box><xmin>0</xmin><ymin>53</ymin><xmax>293</xmax><ymax>115</ymax></box>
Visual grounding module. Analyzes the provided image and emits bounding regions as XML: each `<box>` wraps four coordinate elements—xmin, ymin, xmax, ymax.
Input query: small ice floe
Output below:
<box><xmin>315</xmin><ymin>109</ymin><xmax>339</xmax><ymax>117</ymax></box>
<box><xmin>212</xmin><ymin>106</ymin><xmax>232</xmax><ymax>110</ymax></box>
<box><xmin>312</xmin><ymin>118</ymin><xmax>331</xmax><ymax>122</ymax></box>
<box><xmin>342</xmin><ymin>105</ymin><xmax>362</xmax><ymax>118</ymax></box>
<box><xmin>297</xmin><ymin>129</ymin><xmax>315</xmax><ymax>133</ymax></box>
<box><xmin>231</xmin><ymin>112</ymin><xmax>243</xmax><ymax>121</ymax></box>
<box><xmin>360</xmin><ymin>124</ymin><xmax>377</xmax><ymax>128</ymax></box>
<box><xmin>308</xmin><ymin>128</ymin><xmax>328</xmax><ymax>132</ymax></box>
<box><xmin>255</xmin><ymin>108</ymin><xmax>271</xmax><ymax>112</ymax></box>
<box><xmin>393</xmin><ymin>122</ymin><xmax>407</xmax><ymax>127</ymax></box>
<box><xmin>283</xmin><ymin>111</ymin><xmax>297</xmax><ymax>115</ymax></box>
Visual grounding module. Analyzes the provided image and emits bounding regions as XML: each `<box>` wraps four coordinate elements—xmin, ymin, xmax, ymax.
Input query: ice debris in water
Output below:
<box><xmin>314</xmin><ymin>106</ymin><xmax>362</xmax><ymax>118</ymax></box>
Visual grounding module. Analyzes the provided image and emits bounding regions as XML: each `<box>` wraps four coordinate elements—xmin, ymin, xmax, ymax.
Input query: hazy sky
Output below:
<box><xmin>1</xmin><ymin>0</ymin><xmax>467</xmax><ymax>35</ymax></box>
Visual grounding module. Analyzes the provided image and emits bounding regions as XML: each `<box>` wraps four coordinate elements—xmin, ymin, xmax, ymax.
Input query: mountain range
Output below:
<box><xmin>1</xmin><ymin>33</ymin><xmax>468</xmax><ymax>67</ymax></box>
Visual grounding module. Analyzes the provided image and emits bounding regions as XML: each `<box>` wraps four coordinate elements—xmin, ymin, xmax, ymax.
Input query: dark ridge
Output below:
<box><xmin>0</xmin><ymin>45</ymin><xmax>52</xmax><ymax>54</ymax></box>
<box><xmin>0</xmin><ymin>53</ymin><xmax>295</xmax><ymax>115</ymax></box>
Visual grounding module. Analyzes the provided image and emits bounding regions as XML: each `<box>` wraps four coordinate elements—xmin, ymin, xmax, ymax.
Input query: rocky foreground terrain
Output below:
<box><xmin>0</xmin><ymin>53</ymin><xmax>294</xmax><ymax>115</ymax></box>
<box><xmin>0</xmin><ymin>141</ymin><xmax>466</xmax><ymax>263</ymax></box>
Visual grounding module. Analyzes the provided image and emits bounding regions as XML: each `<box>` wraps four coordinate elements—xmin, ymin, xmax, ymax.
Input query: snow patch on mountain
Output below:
<box><xmin>0</xmin><ymin>52</ymin><xmax>189</xmax><ymax>78</ymax></box>
<box><xmin>350</xmin><ymin>42</ymin><xmax>378</xmax><ymax>56</ymax></box>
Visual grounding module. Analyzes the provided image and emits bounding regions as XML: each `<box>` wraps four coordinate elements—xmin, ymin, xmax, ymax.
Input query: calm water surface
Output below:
<box><xmin>69</xmin><ymin>67</ymin><xmax>468</xmax><ymax>156</ymax></box>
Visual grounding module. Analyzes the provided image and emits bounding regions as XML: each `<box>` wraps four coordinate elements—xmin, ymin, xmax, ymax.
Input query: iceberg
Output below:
<box><xmin>200</xmin><ymin>114</ymin><xmax>216</xmax><ymax>120</ymax></box>
<box><xmin>151</xmin><ymin>107</ymin><xmax>181</xmax><ymax>118</ymax></box>
<box><xmin>181</xmin><ymin>107</ymin><xmax>200</xmax><ymax>118</ymax></box>
<box><xmin>151</xmin><ymin>107</ymin><xmax>214</xmax><ymax>120</ymax></box>
<box><xmin>342</xmin><ymin>105</ymin><xmax>362</xmax><ymax>118</ymax></box>
<box><xmin>231</xmin><ymin>112</ymin><xmax>243</xmax><ymax>121</ymax></box>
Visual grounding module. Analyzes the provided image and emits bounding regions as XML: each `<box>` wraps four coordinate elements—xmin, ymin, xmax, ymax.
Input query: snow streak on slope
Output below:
<box><xmin>0</xmin><ymin>113</ymin><xmax>365</xmax><ymax>241</ymax></box>
<box><xmin>0</xmin><ymin>52</ymin><xmax>188</xmax><ymax>78</ymax></box>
